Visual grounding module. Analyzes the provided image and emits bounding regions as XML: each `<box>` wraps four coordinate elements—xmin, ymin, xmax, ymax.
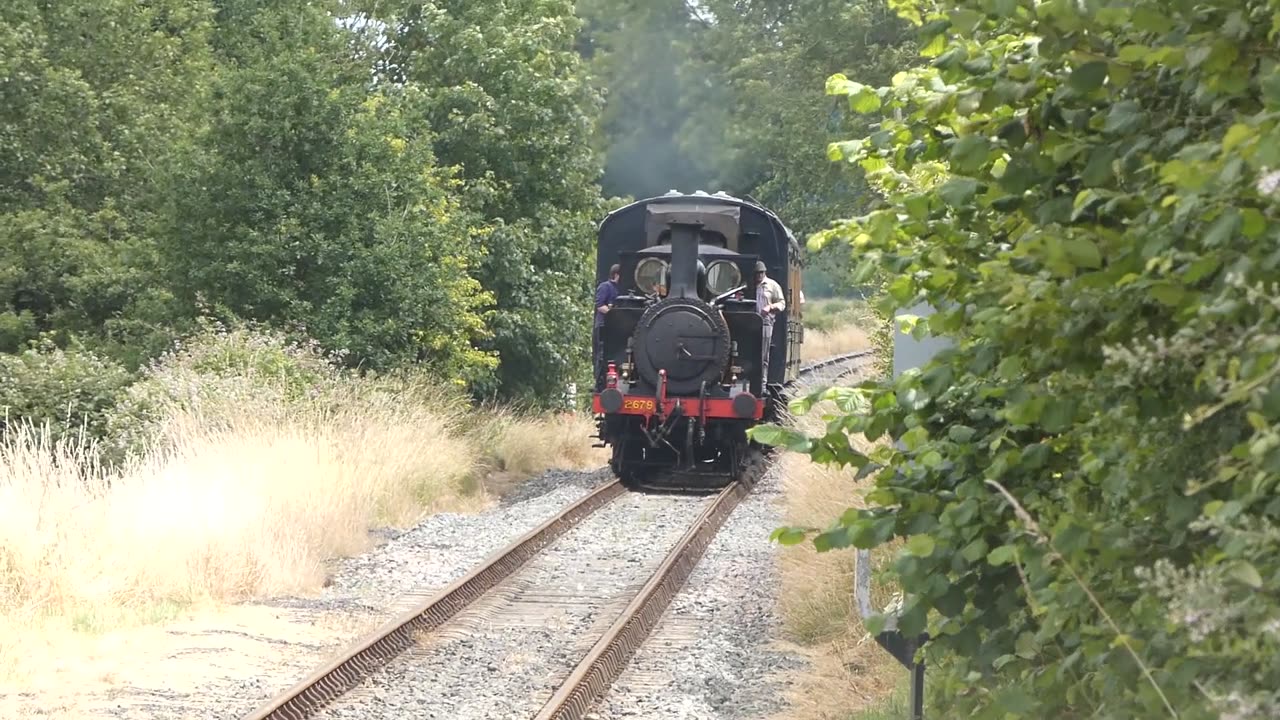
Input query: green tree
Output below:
<box><xmin>159</xmin><ymin>0</ymin><xmax>496</xmax><ymax>384</ymax></box>
<box><xmin>576</xmin><ymin>0</ymin><xmax>716</xmax><ymax>199</ymax></box>
<box><xmin>760</xmin><ymin>1</ymin><xmax>1280</xmax><ymax>717</ymax></box>
<box><xmin>687</xmin><ymin>0</ymin><xmax>915</xmax><ymax>235</ymax></box>
<box><xmin>0</xmin><ymin>0</ymin><xmax>210</xmax><ymax>362</ymax></box>
<box><xmin>362</xmin><ymin>0</ymin><xmax>606</xmax><ymax>403</ymax></box>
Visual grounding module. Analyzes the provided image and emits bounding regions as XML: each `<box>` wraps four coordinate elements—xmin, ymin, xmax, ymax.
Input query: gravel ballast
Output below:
<box><xmin>589</xmin><ymin>358</ymin><xmax>876</xmax><ymax>720</ymax></box>
<box><xmin>78</xmin><ymin>357</ymin><xmax>873</xmax><ymax>720</ymax></box>
<box><xmin>163</xmin><ymin>468</ymin><xmax>616</xmax><ymax>720</ymax></box>
<box><xmin>315</xmin><ymin>490</ymin><xmax>712</xmax><ymax>720</ymax></box>
<box><xmin>309</xmin><ymin>468</ymin><xmax>613</xmax><ymax>613</ymax></box>
<box><xmin>589</xmin><ymin>466</ymin><xmax>800</xmax><ymax>720</ymax></box>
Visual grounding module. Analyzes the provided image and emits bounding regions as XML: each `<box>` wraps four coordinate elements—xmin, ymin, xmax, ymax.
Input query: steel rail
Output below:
<box><xmin>531</xmin><ymin>479</ymin><xmax>750</xmax><ymax>720</ymax></box>
<box><xmin>533</xmin><ymin>349</ymin><xmax>874</xmax><ymax>720</ymax></box>
<box><xmin>795</xmin><ymin>348</ymin><xmax>875</xmax><ymax>377</ymax></box>
<box><xmin>242</xmin><ymin>479</ymin><xmax>626</xmax><ymax>720</ymax></box>
<box><xmin>244</xmin><ymin>349</ymin><xmax>873</xmax><ymax>720</ymax></box>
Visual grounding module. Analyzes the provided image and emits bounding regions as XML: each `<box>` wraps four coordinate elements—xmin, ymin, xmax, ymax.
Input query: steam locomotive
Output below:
<box><xmin>591</xmin><ymin>190</ymin><xmax>804</xmax><ymax>490</ymax></box>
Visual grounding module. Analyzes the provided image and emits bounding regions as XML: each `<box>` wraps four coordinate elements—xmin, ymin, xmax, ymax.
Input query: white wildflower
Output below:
<box><xmin>1256</xmin><ymin>168</ymin><xmax>1280</xmax><ymax>197</ymax></box>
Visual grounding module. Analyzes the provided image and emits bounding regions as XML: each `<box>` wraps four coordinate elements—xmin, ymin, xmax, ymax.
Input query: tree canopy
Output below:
<box><xmin>1</xmin><ymin>0</ymin><xmax>606</xmax><ymax>401</ymax></box>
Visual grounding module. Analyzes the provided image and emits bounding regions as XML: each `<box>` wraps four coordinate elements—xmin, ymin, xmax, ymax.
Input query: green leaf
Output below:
<box><xmin>1104</xmin><ymin>101</ymin><xmax>1144</xmax><ymax>134</ymax></box>
<box><xmin>1068</xmin><ymin>61</ymin><xmax>1108</xmax><ymax>93</ymax></box>
<box><xmin>1132</xmin><ymin>6</ymin><xmax>1174</xmax><ymax>33</ymax></box>
<box><xmin>1228</xmin><ymin>561</ymin><xmax>1263</xmax><ymax>589</ymax></box>
<box><xmin>864</xmin><ymin>613</ymin><xmax>887</xmax><ymax>635</ymax></box>
<box><xmin>849</xmin><ymin>88</ymin><xmax>882</xmax><ymax>113</ymax></box>
<box><xmin>748</xmin><ymin>424</ymin><xmax>812</xmax><ymax>452</ymax></box>
<box><xmin>1061</xmin><ymin>237</ymin><xmax>1102</xmax><ymax>269</ymax></box>
<box><xmin>771</xmin><ymin>526</ymin><xmax>810</xmax><ymax>546</ymax></box>
<box><xmin>1242</xmin><ymin>208</ymin><xmax>1267</xmax><ymax>238</ymax></box>
<box><xmin>907</xmin><ymin>534</ymin><xmax>937</xmax><ymax>557</ymax></box>
<box><xmin>961</xmin><ymin>538</ymin><xmax>989</xmax><ymax>562</ymax></box>
<box><xmin>934</xmin><ymin>584</ymin><xmax>967</xmax><ymax>617</ymax></box>
<box><xmin>994</xmin><ymin>686</ymin><xmax>1036</xmax><ymax>715</ymax></box>
<box><xmin>1080</xmin><ymin>146</ymin><xmax>1115</xmax><ymax>187</ymax></box>
<box><xmin>1040</xmin><ymin>397</ymin><xmax>1076</xmax><ymax>433</ymax></box>
<box><xmin>950</xmin><ymin>135</ymin><xmax>989</xmax><ymax>173</ymax></box>
<box><xmin>919</xmin><ymin>33</ymin><xmax>947</xmax><ymax>59</ymax></box>
<box><xmin>938</xmin><ymin>178</ymin><xmax>979</xmax><ymax>207</ymax></box>
<box><xmin>827</xmin><ymin>139</ymin><xmax>865</xmax><ymax>162</ymax></box>
<box><xmin>1204</xmin><ymin>210</ymin><xmax>1240</xmax><ymax>247</ymax></box>
<box><xmin>1148</xmin><ymin>282</ymin><xmax>1187</xmax><ymax>306</ymax></box>
<box><xmin>1183</xmin><ymin>255</ymin><xmax>1221</xmax><ymax>284</ymax></box>
<box><xmin>1117</xmin><ymin>45</ymin><xmax>1152</xmax><ymax>64</ymax></box>
<box><xmin>990</xmin><ymin>0</ymin><xmax>1017</xmax><ymax>17</ymax></box>
<box><xmin>1222</xmin><ymin>123</ymin><xmax>1255</xmax><ymax>153</ymax></box>
<box><xmin>814</xmin><ymin>528</ymin><xmax>851</xmax><ymax>552</ymax></box>
<box><xmin>988</xmin><ymin>545</ymin><xmax>1017</xmax><ymax>566</ymax></box>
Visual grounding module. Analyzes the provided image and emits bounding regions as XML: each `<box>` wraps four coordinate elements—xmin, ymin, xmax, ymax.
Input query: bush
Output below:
<box><xmin>104</xmin><ymin>321</ymin><xmax>356</xmax><ymax>458</ymax></box>
<box><xmin>0</xmin><ymin>339</ymin><xmax>132</xmax><ymax>444</ymax></box>
<box><xmin>761</xmin><ymin>1</ymin><xmax>1280</xmax><ymax>717</ymax></box>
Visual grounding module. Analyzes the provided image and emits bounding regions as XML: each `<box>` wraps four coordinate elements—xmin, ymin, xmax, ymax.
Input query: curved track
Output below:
<box><xmin>243</xmin><ymin>350</ymin><xmax>873</xmax><ymax>720</ymax></box>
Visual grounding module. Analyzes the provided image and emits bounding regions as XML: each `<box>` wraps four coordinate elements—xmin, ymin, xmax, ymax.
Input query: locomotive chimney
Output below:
<box><xmin>666</xmin><ymin>221</ymin><xmax>701</xmax><ymax>299</ymax></box>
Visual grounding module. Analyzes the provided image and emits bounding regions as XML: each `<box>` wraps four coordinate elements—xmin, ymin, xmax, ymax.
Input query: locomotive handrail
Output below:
<box><xmin>710</xmin><ymin>284</ymin><xmax>747</xmax><ymax>306</ymax></box>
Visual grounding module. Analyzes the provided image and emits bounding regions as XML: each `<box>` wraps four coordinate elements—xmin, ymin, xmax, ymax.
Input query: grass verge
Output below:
<box><xmin>802</xmin><ymin>297</ymin><xmax>876</xmax><ymax>361</ymax></box>
<box><xmin>774</xmin><ymin>351</ymin><xmax>903</xmax><ymax>719</ymax></box>
<box><xmin>0</xmin><ymin>326</ymin><xmax>606</xmax><ymax>686</ymax></box>
<box><xmin>846</xmin><ymin>683</ymin><xmax>911</xmax><ymax>720</ymax></box>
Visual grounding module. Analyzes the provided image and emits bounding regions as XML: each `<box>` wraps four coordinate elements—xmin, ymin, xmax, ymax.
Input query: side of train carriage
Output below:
<box><xmin>591</xmin><ymin>190</ymin><xmax>805</xmax><ymax>491</ymax></box>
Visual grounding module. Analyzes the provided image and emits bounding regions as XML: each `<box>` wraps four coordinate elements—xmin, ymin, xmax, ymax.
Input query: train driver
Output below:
<box><xmin>754</xmin><ymin>260</ymin><xmax>785</xmax><ymax>378</ymax></box>
<box><xmin>594</xmin><ymin>263</ymin><xmax>622</xmax><ymax>389</ymax></box>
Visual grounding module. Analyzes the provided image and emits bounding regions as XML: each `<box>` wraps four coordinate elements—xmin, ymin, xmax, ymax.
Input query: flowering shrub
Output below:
<box><xmin>756</xmin><ymin>0</ymin><xmax>1280</xmax><ymax>717</ymax></box>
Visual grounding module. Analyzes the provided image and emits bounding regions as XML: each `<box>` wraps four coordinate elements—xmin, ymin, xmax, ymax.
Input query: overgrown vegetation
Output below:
<box><xmin>577</xmin><ymin>0</ymin><xmax>915</xmax><ymax>236</ymax></box>
<box><xmin>759</xmin><ymin>0</ymin><xmax>1280</xmax><ymax>717</ymax></box>
<box><xmin>0</xmin><ymin>325</ymin><xmax>604</xmax><ymax>639</ymax></box>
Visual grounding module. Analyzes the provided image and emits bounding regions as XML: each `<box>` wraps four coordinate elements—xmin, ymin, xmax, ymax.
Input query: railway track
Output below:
<box><xmin>243</xmin><ymin>350</ymin><xmax>873</xmax><ymax>720</ymax></box>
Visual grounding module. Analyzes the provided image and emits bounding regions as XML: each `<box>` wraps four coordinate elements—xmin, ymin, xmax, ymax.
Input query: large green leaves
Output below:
<box><xmin>762</xmin><ymin>0</ymin><xmax>1280</xmax><ymax>717</ymax></box>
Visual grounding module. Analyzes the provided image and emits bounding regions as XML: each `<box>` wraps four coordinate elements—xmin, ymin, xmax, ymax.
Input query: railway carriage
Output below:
<box><xmin>591</xmin><ymin>190</ymin><xmax>805</xmax><ymax>490</ymax></box>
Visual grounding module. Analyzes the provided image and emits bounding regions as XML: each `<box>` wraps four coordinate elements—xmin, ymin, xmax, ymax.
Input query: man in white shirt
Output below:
<box><xmin>754</xmin><ymin>260</ymin><xmax>785</xmax><ymax>380</ymax></box>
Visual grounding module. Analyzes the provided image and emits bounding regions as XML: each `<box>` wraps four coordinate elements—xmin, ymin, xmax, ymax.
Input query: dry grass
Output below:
<box><xmin>0</xmin><ymin>394</ymin><xmax>485</xmax><ymax>634</ymax></box>
<box><xmin>774</xmin><ymin>385</ymin><xmax>904</xmax><ymax>718</ymax></box>
<box><xmin>0</xmin><ymin>325</ymin><xmax>611</xmax><ymax>698</ymax></box>
<box><xmin>0</xmin><ymin>396</ymin><xmax>604</xmax><ymax>668</ymax></box>
<box><xmin>472</xmin><ymin>409</ymin><xmax>608</xmax><ymax>478</ymax></box>
<box><xmin>803</xmin><ymin>323</ymin><xmax>873</xmax><ymax>362</ymax></box>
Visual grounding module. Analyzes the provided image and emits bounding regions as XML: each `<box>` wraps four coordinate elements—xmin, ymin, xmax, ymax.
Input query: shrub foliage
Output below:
<box><xmin>0</xmin><ymin>340</ymin><xmax>131</xmax><ymax>443</ymax></box>
<box><xmin>757</xmin><ymin>1</ymin><xmax>1280</xmax><ymax>717</ymax></box>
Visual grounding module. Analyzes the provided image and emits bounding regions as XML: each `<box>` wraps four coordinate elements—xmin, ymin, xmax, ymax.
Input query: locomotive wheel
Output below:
<box><xmin>633</xmin><ymin>296</ymin><xmax>731</xmax><ymax>395</ymax></box>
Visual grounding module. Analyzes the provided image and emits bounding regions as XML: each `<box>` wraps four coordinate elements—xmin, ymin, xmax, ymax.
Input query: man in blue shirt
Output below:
<box><xmin>594</xmin><ymin>264</ymin><xmax>621</xmax><ymax>389</ymax></box>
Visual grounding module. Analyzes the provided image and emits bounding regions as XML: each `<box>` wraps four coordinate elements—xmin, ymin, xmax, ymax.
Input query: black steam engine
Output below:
<box><xmin>591</xmin><ymin>191</ymin><xmax>804</xmax><ymax>490</ymax></box>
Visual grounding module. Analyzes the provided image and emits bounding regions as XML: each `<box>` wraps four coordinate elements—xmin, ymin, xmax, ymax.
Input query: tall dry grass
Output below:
<box><xmin>803</xmin><ymin>324</ymin><xmax>873</xmax><ymax>362</ymax></box>
<box><xmin>472</xmin><ymin>409</ymin><xmax>608</xmax><ymax>478</ymax></box>
<box><xmin>0</xmin><ymin>326</ymin><xmax>606</xmax><ymax>651</ymax></box>
<box><xmin>0</xmin><ymin>393</ymin><xmax>484</xmax><ymax>630</ymax></box>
